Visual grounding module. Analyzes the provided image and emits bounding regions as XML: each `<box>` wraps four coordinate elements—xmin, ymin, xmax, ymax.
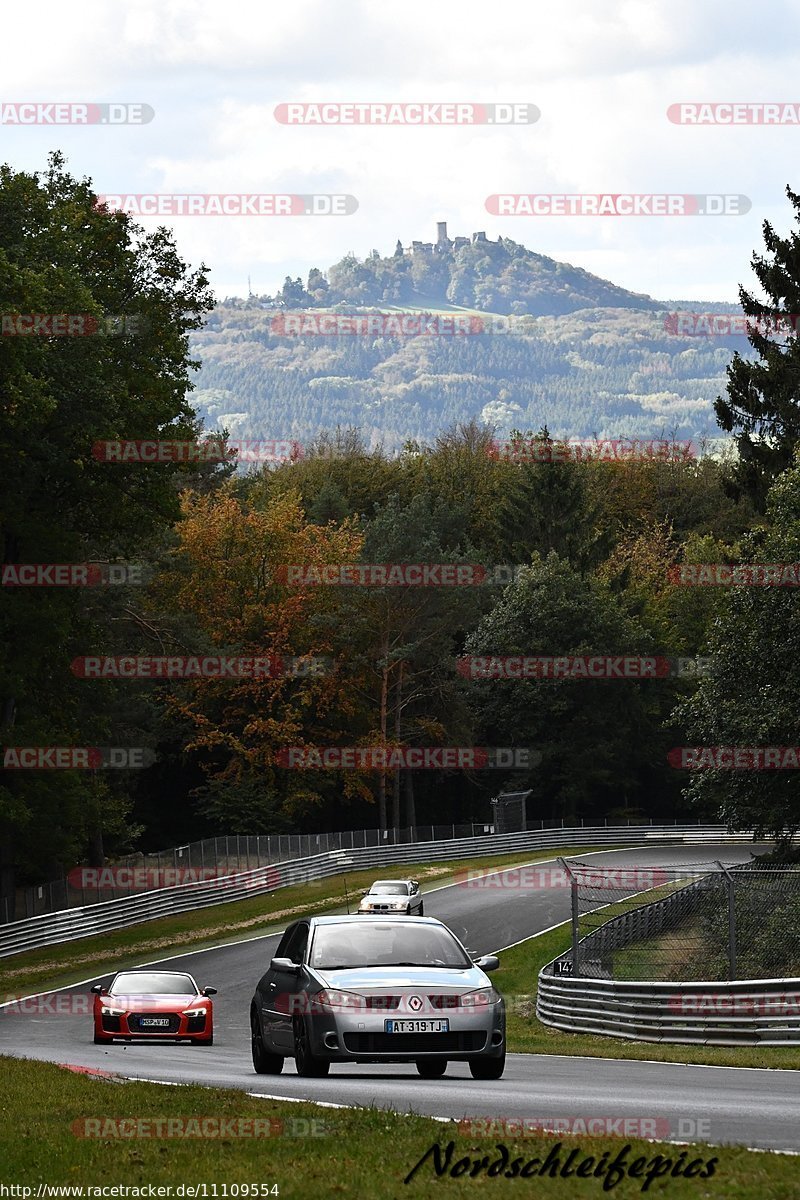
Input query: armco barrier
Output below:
<box><xmin>0</xmin><ymin>824</ymin><xmax>758</xmax><ymax>959</ymax></box>
<box><xmin>536</xmin><ymin>972</ymin><xmax>800</xmax><ymax>1046</ymax></box>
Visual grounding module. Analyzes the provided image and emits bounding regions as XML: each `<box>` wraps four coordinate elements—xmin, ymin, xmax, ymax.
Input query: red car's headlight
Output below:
<box><xmin>100</xmin><ymin>1004</ymin><xmax>126</xmax><ymax>1016</ymax></box>
<box><xmin>181</xmin><ymin>1007</ymin><xmax>206</xmax><ymax>1018</ymax></box>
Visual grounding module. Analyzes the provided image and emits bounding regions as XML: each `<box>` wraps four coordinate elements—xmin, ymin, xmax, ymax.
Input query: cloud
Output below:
<box><xmin>0</xmin><ymin>0</ymin><xmax>797</xmax><ymax>300</ymax></box>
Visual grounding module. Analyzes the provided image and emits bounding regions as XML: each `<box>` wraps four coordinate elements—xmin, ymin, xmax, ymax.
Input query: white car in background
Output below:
<box><xmin>358</xmin><ymin>879</ymin><xmax>423</xmax><ymax>915</ymax></box>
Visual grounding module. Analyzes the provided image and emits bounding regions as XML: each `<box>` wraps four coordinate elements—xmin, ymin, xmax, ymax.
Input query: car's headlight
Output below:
<box><xmin>312</xmin><ymin>989</ymin><xmax>366</xmax><ymax>1012</ymax></box>
<box><xmin>459</xmin><ymin>987</ymin><xmax>501</xmax><ymax>1008</ymax></box>
<box><xmin>101</xmin><ymin>1004</ymin><xmax>126</xmax><ymax>1016</ymax></box>
<box><xmin>181</xmin><ymin>1007</ymin><xmax>206</xmax><ymax>1018</ymax></box>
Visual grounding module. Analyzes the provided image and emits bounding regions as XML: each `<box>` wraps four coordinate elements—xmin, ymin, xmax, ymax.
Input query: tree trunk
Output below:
<box><xmin>405</xmin><ymin>770</ymin><xmax>416</xmax><ymax>841</ymax></box>
<box><xmin>392</xmin><ymin>663</ymin><xmax>403</xmax><ymax>834</ymax></box>
<box><xmin>1</xmin><ymin>528</ymin><xmax>19</xmax><ymax>920</ymax></box>
<box><xmin>377</xmin><ymin>655</ymin><xmax>389</xmax><ymax>832</ymax></box>
<box><xmin>88</xmin><ymin>823</ymin><xmax>105</xmax><ymax>869</ymax></box>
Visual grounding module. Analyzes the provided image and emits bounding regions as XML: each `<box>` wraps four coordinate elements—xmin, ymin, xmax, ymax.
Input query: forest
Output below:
<box><xmin>3</xmin><ymin>157</ymin><xmax>800</xmax><ymax>905</ymax></box>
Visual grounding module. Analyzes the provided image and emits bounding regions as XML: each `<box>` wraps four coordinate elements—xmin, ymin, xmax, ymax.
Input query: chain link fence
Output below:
<box><xmin>554</xmin><ymin>857</ymin><xmax>800</xmax><ymax>982</ymax></box>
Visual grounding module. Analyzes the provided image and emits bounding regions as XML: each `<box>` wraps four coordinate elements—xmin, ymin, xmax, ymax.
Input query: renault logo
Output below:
<box><xmin>407</xmin><ymin>995</ymin><xmax>423</xmax><ymax>1012</ymax></box>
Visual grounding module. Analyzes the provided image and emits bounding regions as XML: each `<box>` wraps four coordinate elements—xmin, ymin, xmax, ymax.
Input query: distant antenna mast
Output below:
<box><xmin>247</xmin><ymin>274</ymin><xmax>252</xmax><ymax>297</ymax></box>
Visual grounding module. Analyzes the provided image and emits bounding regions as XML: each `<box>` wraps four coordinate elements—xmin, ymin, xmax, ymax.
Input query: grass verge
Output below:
<box><xmin>0</xmin><ymin>1056</ymin><xmax>797</xmax><ymax>1198</ymax></box>
<box><xmin>0</xmin><ymin>846</ymin><xmax>609</xmax><ymax>1000</ymax></box>
<box><xmin>499</xmin><ymin>923</ymin><xmax>800</xmax><ymax>1070</ymax></box>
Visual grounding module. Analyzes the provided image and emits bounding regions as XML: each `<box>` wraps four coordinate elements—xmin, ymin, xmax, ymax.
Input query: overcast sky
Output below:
<box><xmin>2</xmin><ymin>0</ymin><xmax>799</xmax><ymax>302</ymax></box>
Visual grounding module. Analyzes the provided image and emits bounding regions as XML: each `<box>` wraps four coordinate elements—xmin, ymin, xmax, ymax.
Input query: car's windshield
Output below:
<box><xmin>309</xmin><ymin>922</ymin><xmax>471</xmax><ymax>969</ymax></box>
<box><xmin>109</xmin><ymin>972</ymin><xmax>196</xmax><ymax>995</ymax></box>
<box><xmin>368</xmin><ymin>882</ymin><xmax>409</xmax><ymax>896</ymax></box>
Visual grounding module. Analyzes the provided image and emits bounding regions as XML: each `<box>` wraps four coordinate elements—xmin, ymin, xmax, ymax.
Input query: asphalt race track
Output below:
<box><xmin>3</xmin><ymin>845</ymin><xmax>799</xmax><ymax>1153</ymax></box>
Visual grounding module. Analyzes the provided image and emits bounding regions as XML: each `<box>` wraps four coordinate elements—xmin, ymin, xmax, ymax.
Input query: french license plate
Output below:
<box><xmin>140</xmin><ymin>1017</ymin><xmax>170</xmax><ymax>1027</ymax></box>
<box><xmin>384</xmin><ymin>1019</ymin><xmax>449</xmax><ymax>1033</ymax></box>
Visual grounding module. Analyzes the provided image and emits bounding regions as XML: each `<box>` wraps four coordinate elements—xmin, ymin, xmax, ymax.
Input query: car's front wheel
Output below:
<box><xmin>469</xmin><ymin>1052</ymin><xmax>505</xmax><ymax>1080</ymax></box>
<box><xmin>251</xmin><ymin>1007</ymin><xmax>283</xmax><ymax>1074</ymax></box>
<box><xmin>418</xmin><ymin>901</ymin><xmax>424</xmax><ymax>916</ymax></box>
<box><xmin>415</xmin><ymin>1057</ymin><xmax>446</xmax><ymax>1078</ymax></box>
<box><xmin>293</xmin><ymin>1017</ymin><xmax>330</xmax><ymax>1077</ymax></box>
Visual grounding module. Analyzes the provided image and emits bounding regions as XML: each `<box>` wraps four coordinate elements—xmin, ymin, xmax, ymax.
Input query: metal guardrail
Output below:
<box><xmin>538</xmin><ymin>857</ymin><xmax>800</xmax><ymax>1045</ymax></box>
<box><xmin>8</xmin><ymin>822</ymin><xmax>502</xmax><ymax>922</ymax></box>
<box><xmin>8</xmin><ymin>817</ymin><xmax>754</xmax><ymax>923</ymax></box>
<box><xmin>0</xmin><ymin>824</ymin><xmax>756</xmax><ymax>960</ymax></box>
<box><xmin>537</xmin><ymin>972</ymin><xmax>800</xmax><ymax>1046</ymax></box>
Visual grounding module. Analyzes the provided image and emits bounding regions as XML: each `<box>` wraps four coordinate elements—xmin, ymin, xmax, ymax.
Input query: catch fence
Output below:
<box><xmin>553</xmin><ymin>857</ymin><xmax>800</xmax><ymax>982</ymax></box>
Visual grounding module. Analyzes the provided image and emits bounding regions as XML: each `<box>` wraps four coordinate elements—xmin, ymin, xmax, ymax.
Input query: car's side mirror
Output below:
<box><xmin>90</xmin><ymin>983</ymin><xmax>104</xmax><ymax>994</ymax></box>
<box><xmin>474</xmin><ymin>954</ymin><xmax>500</xmax><ymax>973</ymax></box>
<box><xmin>270</xmin><ymin>957</ymin><xmax>301</xmax><ymax>975</ymax></box>
<box><xmin>202</xmin><ymin>986</ymin><xmax>218</xmax><ymax>996</ymax></box>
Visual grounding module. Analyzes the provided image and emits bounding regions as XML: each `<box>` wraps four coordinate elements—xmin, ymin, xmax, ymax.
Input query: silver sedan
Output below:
<box><xmin>250</xmin><ymin>915</ymin><xmax>506</xmax><ymax>1080</ymax></box>
<box><xmin>357</xmin><ymin>878</ymin><xmax>423</xmax><ymax>915</ymax></box>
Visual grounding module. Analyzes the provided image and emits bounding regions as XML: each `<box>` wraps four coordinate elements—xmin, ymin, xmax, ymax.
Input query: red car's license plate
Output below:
<box><xmin>140</xmin><ymin>1017</ymin><xmax>171</xmax><ymax>1027</ymax></box>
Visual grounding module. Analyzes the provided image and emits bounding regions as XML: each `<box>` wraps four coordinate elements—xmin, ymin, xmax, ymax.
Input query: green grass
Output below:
<box><xmin>0</xmin><ymin>846</ymin><xmax>608</xmax><ymax>1001</ymax></box>
<box><xmin>499</xmin><ymin>922</ymin><xmax>800</xmax><ymax>1069</ymax></box>
<box><xmin>1</xmin><ymin>1056</ymin><xmax>797</xmax><ymax>1197</ymax></box>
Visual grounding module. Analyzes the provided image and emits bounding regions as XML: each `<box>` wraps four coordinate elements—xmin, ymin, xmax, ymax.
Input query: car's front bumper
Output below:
<box><xmin>303</xmin><ymin>1004</ymin><xmax>505</xmax><ymax>1062</ymax></box>
<box><xmin>96</xmin><ymin>1010</ymin><xmax>211</xmax><ymax>1040</ymax></box>
<box><xmin>357</xmin><ymin>904</ymin><xmax>410</xmax><ymax>914</ymax></box>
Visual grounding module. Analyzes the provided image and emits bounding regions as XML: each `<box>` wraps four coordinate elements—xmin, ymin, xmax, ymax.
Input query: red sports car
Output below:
<box><xmin>91</xmin><ymin>970</ymin><xmax>216</xmax><ymax>1045</ymax></box>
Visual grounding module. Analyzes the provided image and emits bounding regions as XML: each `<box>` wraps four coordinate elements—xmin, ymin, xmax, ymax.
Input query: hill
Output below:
<box><xmin>190</xmin><ymin>225</ymin><xmax>747</xmax><ymax>453</ymax></box>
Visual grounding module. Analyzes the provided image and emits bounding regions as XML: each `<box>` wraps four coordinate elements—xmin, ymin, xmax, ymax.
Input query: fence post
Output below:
<box><xmin>559</xmin><ymin>857</ymin><xmax>580</xmax><ymax>977</ymax></box>
<box><xmin>716</xmin><ymin>862</ymin><xmax>737</xmax><ymax>979</ymax></box>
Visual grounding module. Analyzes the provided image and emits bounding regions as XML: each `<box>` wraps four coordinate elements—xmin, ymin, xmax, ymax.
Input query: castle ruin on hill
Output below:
<box><xmin>396</xmin><ymin>222</ymin><xmax>497</xmax><ymax>257</ymax></box>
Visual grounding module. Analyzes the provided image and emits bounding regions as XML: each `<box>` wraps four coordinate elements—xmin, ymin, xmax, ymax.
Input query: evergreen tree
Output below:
<box><xmin>715</xmin><ymin>185</ymin><xmax>800</xmax><ymax>507</ymax></box>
